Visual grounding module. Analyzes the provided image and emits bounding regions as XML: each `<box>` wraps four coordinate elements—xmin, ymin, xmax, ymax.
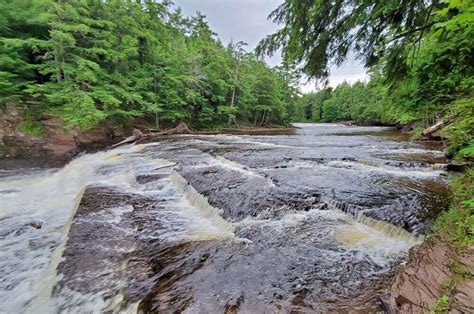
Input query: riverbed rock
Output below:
<box><xmin>387</xmin><ymin>238</ymin><xmax>474</xmax><ymax>313</ymax></box>
<box><xmin>29</xmin><ymin>221</ymin><xmax>43</xmax><ymax>229</ymax></box>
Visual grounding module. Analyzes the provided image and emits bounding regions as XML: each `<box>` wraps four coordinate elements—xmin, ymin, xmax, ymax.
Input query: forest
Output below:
<box><xmin>1</xmin><ymin>0</ymin><xmax>472</xmax><ymax>230</ymax></box>
<box><xmin>0</xmin><ymin>0</ymin><xmax>300</xmax><ymax>132</ymax></box>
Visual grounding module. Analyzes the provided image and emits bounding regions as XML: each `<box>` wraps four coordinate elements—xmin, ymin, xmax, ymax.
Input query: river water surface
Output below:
<box><xmin>0</xmin><ymin>123</ymin><xmax>450</xmax><ymax>313</ymax></box>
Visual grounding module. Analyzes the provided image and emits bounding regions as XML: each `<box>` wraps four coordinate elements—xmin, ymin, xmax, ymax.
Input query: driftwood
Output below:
<box><xmin>111</xmin><ymin>128</ymin><xmax>145</xmax><ymax>147</ymax></box>
<box><xmin>151</xmin><ymin>121</ymin><xmax>190</xmax><ymax>136</ymax></box>
<box><xmin>111</xmin><ymin>122</ymin><xmax>190</xmax><ymax>148</ymax></box>
<box><xmin>421</xmin><ymin>120</ymin><xmax>447</xmax><ymax>138</ymax></box>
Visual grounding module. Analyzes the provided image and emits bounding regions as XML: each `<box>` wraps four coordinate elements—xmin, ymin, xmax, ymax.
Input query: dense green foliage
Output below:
<box><xmin>435</xmin><ymin>168</ymin><xmax>474</xmax><ymax>246</ymax></box>
<box><xmin>0</xmin><ymin>0</ymin><xmax>299</xmax><ymax>130</ymax></box>
<box><xmin>298</xmin><ymin>78</ymin><xmax>388</xmax><ymax>125</ymax></box>
<box><xmin>258</xmin><ymin>0</ymin><xmax>439</xmax><ymax>79</ymax></box>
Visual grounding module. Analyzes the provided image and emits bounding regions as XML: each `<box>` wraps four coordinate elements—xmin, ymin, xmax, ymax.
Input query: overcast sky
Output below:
<box><xmin>173</xmin><ymin>0</ymin><xmax>367</xmax><ymax>93</ymax></box>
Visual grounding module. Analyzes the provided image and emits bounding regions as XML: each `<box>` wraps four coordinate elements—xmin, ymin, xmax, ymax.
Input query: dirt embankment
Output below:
<box><xmin>386</xmin><ymin>237</ymin><xmax>474</xmax><ymax>313</ymax></box>
<box><xmin>0</xmin><ymin>105</ymin><xmax>130</xmax><ymax>161</ymax></box>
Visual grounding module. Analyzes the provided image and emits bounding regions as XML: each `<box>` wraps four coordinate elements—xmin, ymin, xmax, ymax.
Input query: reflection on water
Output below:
<box><xmin>0</xmin><ymin>123</ymin><xmax>449</xmax><ymax>312</ymax></box>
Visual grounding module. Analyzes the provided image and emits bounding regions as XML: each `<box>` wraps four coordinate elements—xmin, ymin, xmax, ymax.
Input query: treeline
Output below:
<box><xmin>297</xmin><ymin>79</ymin><xmax>386</xmax><ymax>125</ymax></box>
<box><xmin>0</xmin><ymin>0</ymin><xmax>299</xmax><ymax>131</ymax></box>
<box><xmin>260</xmin><ymin>0</ymin><xmax>473</xmax><ymax>155</ymax></box>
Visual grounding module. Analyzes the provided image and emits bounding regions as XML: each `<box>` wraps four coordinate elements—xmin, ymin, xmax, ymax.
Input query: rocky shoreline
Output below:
<box><xmin>385</xmin><ymin>238</ymin><xmax>473</xmax><ymax>313</ymax></box>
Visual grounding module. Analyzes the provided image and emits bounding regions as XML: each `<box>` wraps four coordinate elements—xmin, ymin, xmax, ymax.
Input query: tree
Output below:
<box><xmin>257</xmin><ymin>0</ymin><xmax>443</xmax><ymax>81</ymax></box>
<box><xmin>0</xmin><ymin>0</ymin><xmax>300</xmax><ymax>131</ymax></box>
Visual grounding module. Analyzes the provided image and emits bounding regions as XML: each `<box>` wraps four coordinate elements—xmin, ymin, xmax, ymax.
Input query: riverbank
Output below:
<box><xmin>0</xmin><ymin>106</ymin><xmax>296</xmax><ymax>161</ymax></box>
<box><xmin>194</xmin><ymin>125</ymin><xmax>296</xmax><ymax>135</ymax></box>
<box><xmin>386</xmin><ymin>168</ymin><xmax>473</xmax><ymax>312</ymax></box>
<box><xmin>0</xmin><ymin>124</ymin><xmax>296</xmax><ymax>162</ymax></box>
<box><xmin>338</xmin><ymin>122</ymin><xmax>474</xmax><ymax>312</ymax></box>
<box><xmin>386</xmin><ymin>238</ymin><xmax>473</xmax><ymax>312</ymax></box>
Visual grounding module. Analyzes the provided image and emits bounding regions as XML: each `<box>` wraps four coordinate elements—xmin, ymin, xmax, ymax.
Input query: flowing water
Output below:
<box><xmin>0</xmin><ymin>123</ymin><xmax>450</xmax><ymax>313</ymax></box>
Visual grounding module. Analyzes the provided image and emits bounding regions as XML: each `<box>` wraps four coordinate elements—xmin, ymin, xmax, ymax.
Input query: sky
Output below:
<box><xmin>173</xmin><ymin>0</ymin><xmax>368</xmax><ymax>93</ymax></box>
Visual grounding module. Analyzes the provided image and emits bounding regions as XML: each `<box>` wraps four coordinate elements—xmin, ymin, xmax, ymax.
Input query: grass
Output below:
<box><xmin>409</xmin><ymin>126</ymin><xmax>425</xmax><ymax>140</ymax></box>
<box><xmin>434</xmin><ymin>168</ymin><xmax>474</xmax><ymax>246</ymax></box>
<box><xmin>428</xmin><ymin>167</ymin><xmax>473</xmax><ymax>312</ymax></box>
<box><xmin>18</xmin><ymin>119</ymin><xmax>44</xmax><ymax>137</ymax></box>
<box><xmin>430</xmin><ymin>295</ymin><xmax>450</xmax><ymax>313</ymax></box>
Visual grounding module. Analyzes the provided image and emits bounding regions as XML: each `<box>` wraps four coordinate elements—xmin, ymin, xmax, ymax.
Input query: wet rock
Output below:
<box><xmin>387</xmin><ymin>238</ymin><xmax>474</xmax><ymax>313</ymax></box>
<box><xmin>317</xmin><ymin>203</ymin><xmax>329</xmax><ymax>210</ymax></box>
<box><xmin>401</xmin><ymin>124</ymin><xmax>414</xmax><ymax>132</ymax></box>
<box><xmin>136</xmin><ymin>173</ymin><xmax>167</xmax><ymax>184</ymax></box>
<box><xmin>45</xmin><ymin>125</ymin><xmax>452</xmax><ymax>312</ymax></box>
<box><xmin>224</xmin><ymin>295</ymin><xmax>244</xmax><ymax>313</ymax></box>
<box><xmin>29</xmin><ymin>221</ymin><xmax>43</xmax><ymax>229</ymax></box>
<box><xmin>447</xmin><ymin>160</ymin><xmax>469</xmax><ymax>172</ymax></box>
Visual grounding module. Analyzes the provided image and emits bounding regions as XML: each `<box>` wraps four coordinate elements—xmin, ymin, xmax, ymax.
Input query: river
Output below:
<box><xmin>0</xmin><ymin>123</ymin><xmax>450</xmax><ymax>312</ymax></box>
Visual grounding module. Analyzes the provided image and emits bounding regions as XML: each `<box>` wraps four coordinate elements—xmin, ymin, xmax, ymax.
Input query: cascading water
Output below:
<box><xmin>0</xmin><ymin>124</ymin><xmax>449</xmax><ymax>312</ymax></box>
<box><xmin>0</xmin><ymin>145</ymin><xmax>149</xmax><ymax>312</ymax></box>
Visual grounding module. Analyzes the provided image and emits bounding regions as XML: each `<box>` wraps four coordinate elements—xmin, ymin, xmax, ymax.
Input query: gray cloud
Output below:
<box><xmin>174</xmin><ymin>0</ymin><xmax>367</xmax><ymax>91</ymax></box>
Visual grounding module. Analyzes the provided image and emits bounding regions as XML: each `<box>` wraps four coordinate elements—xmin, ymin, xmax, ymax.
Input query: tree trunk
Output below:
<box><xmin>260</xmin><ymin>111</ymin><xmax>267</xmax><ymax>126</ymax></box>
<box><xmin>155</xmin><ymin>112</ymin><xmax>159</xmax><ymax>129</ymax></box>
<box><xmin>228</xmin><ymin>87</ymin><xmax>236</xmax><ymax>125</ymax></box>
<box><xmin>264</xmin><ymin>112</ymin><xmax>270</xmax><ymax>126</ymax></box>
<box><xmin>421</xmin><ymin>120</ymin><xmax>450</xmax><ymax>138</ymax></box>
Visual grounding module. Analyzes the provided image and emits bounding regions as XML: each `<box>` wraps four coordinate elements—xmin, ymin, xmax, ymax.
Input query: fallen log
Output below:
<box><xmin>151</xmin><ymin>121</ymin><xmax>190</xmax><ymax>135</ymax></box>
<box><xmin>111</xmin><ymin>122</ymin><xmax>191</xmax><ymax>148</ymax></box>
<box><xmin>111</xmin><ymin>128</ymin><xmax>145</xmax><ymax>147</ymax></box>
<box><xmin>421</xmin><ymin>119</ymin><xmax>453</xmax><ymax>138</ymax></box>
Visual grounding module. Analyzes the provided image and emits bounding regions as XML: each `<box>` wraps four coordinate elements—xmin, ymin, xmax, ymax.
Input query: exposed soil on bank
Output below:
<box><xmin>0</xmin><ymin>105</ymin><xmax>130</xmax><ymax>162</ymax></box>
<box><xmin>386</xmin><ymin>238</ymin><xmax>474</xmax><ymax>313</ymax></box>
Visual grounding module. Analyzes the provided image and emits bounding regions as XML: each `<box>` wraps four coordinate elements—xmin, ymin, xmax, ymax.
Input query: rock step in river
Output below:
<box><xmin>0</xmin><ymin>124</ymin><xmax>450</xmax><ymax>313</ymax></box>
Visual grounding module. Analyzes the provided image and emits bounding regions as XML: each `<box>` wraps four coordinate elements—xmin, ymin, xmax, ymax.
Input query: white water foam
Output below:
<box><xmin>0</xmin><ymin>144</ymin><xmax>165</xmax><ymax>313</ymax></box>
<box><xmin>282</xmin><ymin>159</ymin><xmax>444</xmax><ymax>179</ymax></box>
<box><xmin>315</xmin><ymin>209</ymin><xmax>419</xmax><ymax>267</ymax></box>
<box><xmin>235</xmin><ymin>206</ymin><xmax>419</xmax><ymax>269</ymax></box>
<box><xmin>170</xmin><ymin>171</ymin><xmax>235</xmax><ymax>241</ymax></box>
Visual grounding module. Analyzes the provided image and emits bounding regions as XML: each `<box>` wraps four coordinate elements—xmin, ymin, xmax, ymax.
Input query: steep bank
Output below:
<box><xmin>386</xmin><ymin>238</ymin><xmax>473</xmax><ymax>312</ymax></box>
<box><xmin>386</xmin><ymin>167</ymin><xmax>473</xmax><ymax>312</ymax></box>
<box><xmin>0</xmin><ymin>105</ymin><xmax>129</xmax><ymax>162</ymax></box>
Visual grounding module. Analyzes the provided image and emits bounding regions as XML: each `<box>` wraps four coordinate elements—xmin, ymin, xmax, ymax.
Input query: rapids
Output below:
<box><xmin>0</xmin><ymin>123</ymin><xmax>450</xmax><ymax>312</ymax></box>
